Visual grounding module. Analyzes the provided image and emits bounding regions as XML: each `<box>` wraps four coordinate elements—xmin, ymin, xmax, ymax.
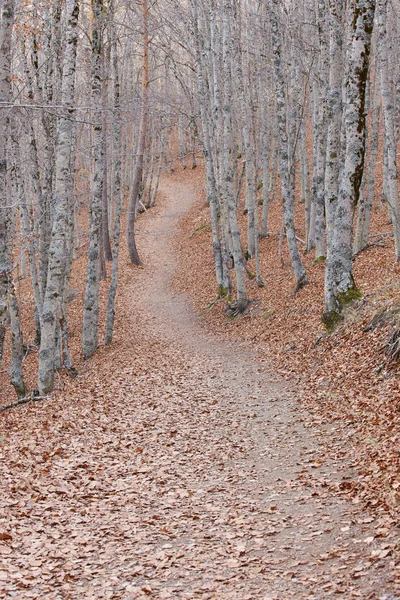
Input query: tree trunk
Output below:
<box><xmin>324</xmin><ymin>0</ymin><xmax>343</xmax><ymax>253</ymax></box>
<box><xmin>234</xmin><ymin>8</ymin><xmax>257</xmax><ymax>259</ymax></box>
<box><xmin>9</xmin><ymin>282</ymin><xmax>27</xmax><ymax>398</ymax></box>
<box><xmin>102</xmin><ymin>72</ymin><xmax>112</xmax><ymax>262</ymax></box>
<box><xmin>105</xmin><ymin>13</ymin><xmax>122</xmax><ymax>345</ymax></box>
<box><xmin>206</xmin><ymin>0</ymin><xmax>231</xmax><ymax>294</ymax></box>
<box><xmin>323</xmin><ymin>0</ymin><xmax>376</xmax><ymax>330</ymax></box>
<box><xmin>149</xmin><ymin>130</ymin><xmax>164</xmax><ymax>208</ymax></box>
<box><xmin>300</xmin><ymin>122</ymin><xmax>312</xmax><ymax>247</ymax></box>
<box><xmin>40</xmin><ymin>2</ymin><xmax>62</xmax><ymax>297</ymax></box>
<box><xmin>0</xmin><ymin>0</ymin><xmax>14</xmax><ymax>364</ymax></box>
<box><xmin>82</xmin><ymin>0</ymin><xmax>104</xmax><ymax>360</ymax></box>
<box><xmin>354</xmin><ymin>58</ymin><xmax>378</xmax><ymax>254</ymax></box>
<box><xmin>222</xmin><ymin>0</ymin><xmax>247</xmax><ymax>311</ymax></box>
<box><xmin>269</xmin><ymin>0</ymin><xmax>307</xmax><ymax>291</ymax></box>
<box><xmin>11</xmin><ymin>123</ymin><xmax>43</xmax><ymax>340</ymax></box>
<box><xmin>314</xmin><ymin>0</ymin><xmax>329</xmax><ymax>260</ymax></box>
<box><xmin>127</xmin><ymin>0</ymin><xmax>149</xmax><ymax>266</ymax></box>
<box><xmin>38</xmin><ymin>0</ymin><xmax>80</xmax><ymax>394</ymax></box>
<box><xmin>355</xmin><ymin>65</ymin><xmax>380</xmax><ymax>252</ymax></box>
<box><xmin>260</xmin><ymin>132</ymin><xmax>273</xmax><ymax>239</ymax></box>
<box><xmin>377</xmin><ymin>0</ymin><xmax>400</xmax><ymax>260</ymax></box>
<box><xmin>21</xmin><ymin>44</ymin><xmax>48</xmax><ymax>302</ymax></box>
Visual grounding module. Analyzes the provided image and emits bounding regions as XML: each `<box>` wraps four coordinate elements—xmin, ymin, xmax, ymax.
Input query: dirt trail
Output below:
<box><xmin>0</xmin><ymin>174</ymin><xmax>398</xmax><ymax>599</ymax></box>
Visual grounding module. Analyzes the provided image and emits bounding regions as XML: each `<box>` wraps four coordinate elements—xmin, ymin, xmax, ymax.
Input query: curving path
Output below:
<box><xmin>0</xmin><ymin>174</ymin><xmax>398</xmax><ymax>599</ymax></box>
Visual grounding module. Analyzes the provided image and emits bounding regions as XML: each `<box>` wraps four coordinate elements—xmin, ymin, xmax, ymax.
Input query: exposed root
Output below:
<box><xmin>385</xmin><ymin>328</ymin><xmax>400</xmax><ymax>363</ymax></box>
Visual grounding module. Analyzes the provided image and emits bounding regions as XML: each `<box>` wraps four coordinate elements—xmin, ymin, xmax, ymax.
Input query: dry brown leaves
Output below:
<box><xmin>173</xmin><ymin>165</ymin><xmax>400</xmax><ymax>587</ymax></box>
<box><xmin>0</xmin><ymin>166</ymin><xmax>399</xmax><ymax>598</ymax></box>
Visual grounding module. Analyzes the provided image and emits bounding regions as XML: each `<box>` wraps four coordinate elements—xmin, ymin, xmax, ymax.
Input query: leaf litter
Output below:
<box><xmin>0</xmin><ymin>167</ymin><xmax>399</xmax><ymax>599</ymax></box>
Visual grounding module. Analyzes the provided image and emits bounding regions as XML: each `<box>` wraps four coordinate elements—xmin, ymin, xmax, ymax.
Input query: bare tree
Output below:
<box><xmin>377</xmin><ymin>0</ymin><xmax>400</xmax><ymax>260</ymax></box>
<box><xmin>0</xmin><ymin>0</ymin><xmax>15</xmax><ymax>363</ymax></box>
<box><xmin>82</xmin><ymin>0</ymin><xmax>105</xmax><ymax>360</ymax></box>
<box><xmin>323</xmin><ymin>0</ymin><xmax>376</xmax><ymax>330</ymax></box>
<box><xmin>127</xmin><ymin>0</ymin><xmax>149</xmax><ymax>266</ymax></box>
<box><xmin>38</xmin><ymin>0</ymin><xmax>80</xmax><ymax>394</ymax></box>
<box><xmin>269</xmin><ymin>0</ymin><xmax>307</xmax><ymax>291</ymax></box>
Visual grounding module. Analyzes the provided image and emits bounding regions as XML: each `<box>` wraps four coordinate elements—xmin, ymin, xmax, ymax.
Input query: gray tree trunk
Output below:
<box><xmin>11</xmin><ymin>122</ymin><xmax>43</xmax><ymax>345</ymax></box>
<box><xmin>0</xmin><ymin>0</ymin><xmax>14</xmax><ymax>364</ymax></box>
<box><xmin>354</xmin><ymin>57</ymin><xmax>378</xmax><ymax>254</ymax></box>
<box><xmin>191</xmin><ymin>0</ymin><xmax>225</xmax><ymax>294</ymax></box>
<box><xmin>314</xmin><ymin>0</ymin><xmax>329</xmax><ymax>260</ymax></box>
<box><xmin>269</xmin><ymin>0</ymin><xmax>307</xmax><ymax>290</ymax></box>
<box><xmin>127</xmin><ymin>0</ymin><xmax>149</xmax><ymax>266</ymax></box>
<box><xmin>234</xmin><ymin>7</ymin><xmax>257</xmax><ymax>259</ymax></box>
<box><xmin>299</xmin><ymin>122</ymin><xmax>312</xmax><ymax>248</ymax></box>
<box><xmin>354</xmin><ymin>65</ymin><xmax>380</xmax><ymax>253</ymax></box>
<box><xmin>9</xmin><ymin>282</ymin><xmax>27</xmax><ymax>398</ymax></box>
<box><xmin>105</xmin><ymin>15</ymin><xmax>122</xmax><ymax>345</ymax></box>
<box><xmin>209</xmin><ymin>0</ymin><xmax>232</xmax><ymax>294</ymax></box>
<box><xmin>260</xmin><ymin>131</ymin><xmax>273</xmax><ymax>239</ymax></box>
<box><xmin>21</xmin><ymin>44</ymin><xmax>47</xmax><ymax>302</ymax></box>
<box><xmin>38</xmin><ymin>0</ymin><xmax>80</xmax><ymax>394</ymax></box>
<box><xmin>102</xmin><ymin>79</ymin><xmax>112</xmax><ymax>262</ymax></box>
<box><xmin>148</xmin><ymin>130</ymin><xmax>164</xmax><ymax>209</ymax></box>
<box><xmin>222</xmin><ymin>0</ymin><xmax>247</xmax><ymax>311</ymax></box>
<box><xmin>323</xmin><ymin>0</ymin><xmax>376</xmax><ymax>330</ymax></box>
<box><xmin>82</xmin><ymin>0</ymin><xmax>104</xmax><ymax>360</ymax></box>
<box><xmin>324</xmin><ymin>0</ymin><xmax>343</xmax><ymax>253</ymax></box>
<box><xmin>377</xmin><ymin>0</ymin><xmax>400</xmax><ymax>260</ymax></box>
<box><xmin>40</xmin><ymin>2</ymin><xmax>62</xmax><ymax>295</ymax></box>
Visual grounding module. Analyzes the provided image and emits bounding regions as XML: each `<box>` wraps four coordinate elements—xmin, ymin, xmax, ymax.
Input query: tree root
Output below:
<box><xmin>385</xmin><ymin>328</ymin><xmax>400</xmax><ymax>363</ymax></box>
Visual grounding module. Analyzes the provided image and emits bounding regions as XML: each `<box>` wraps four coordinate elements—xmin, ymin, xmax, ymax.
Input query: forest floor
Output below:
<box><xmin>0</xmin><ymin>167</ymin><xmax>399</xmax><ymax>599</ymax></box>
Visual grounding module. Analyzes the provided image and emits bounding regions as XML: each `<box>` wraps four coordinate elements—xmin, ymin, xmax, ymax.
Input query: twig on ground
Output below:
<box><xmin>189</xmin><ymin>223</ymin><xmax>209</xmax><ymax>238</ymax></box>
<box><xmin>354</xmin><ymin>240</ymin><xmax>386</xmax><ymax>257</ymax></box>
<box><xmin>369</xmin><ymin>232</ymin><xmax>393</xmax><ymax>237</ymax></box>
<box><xmin>200</xmin><ymin>296</ymin><xmax>222</xmax><ymax>315</ymax></box>
<box><xmin>0</xmin><ymin>394</ymin><xmax>47</xmax><ymax>414</ymax></box>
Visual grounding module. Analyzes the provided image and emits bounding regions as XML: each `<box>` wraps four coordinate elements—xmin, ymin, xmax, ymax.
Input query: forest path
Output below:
<box><xmin>0</xmin><ymin>173</ymin><xmax>397</xmax><ymax>599</ymax></box>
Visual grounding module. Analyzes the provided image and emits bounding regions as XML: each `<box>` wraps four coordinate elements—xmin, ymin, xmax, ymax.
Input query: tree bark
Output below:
<box><xmin>324</xmin><ymin>0</ymin><xmax>343</xmax><ymax>253</ymax></box>
<box><xmin>9</xmin><ymin>282</ymin><xmax>27</xmax><ymax>398</ymax></box>
<box><xmin>377</xmin><ymin>0</ymin><xmax>400</xmax><ymax>260</ymax></box>
<box><xmin>127</xmin><ymin>0</ymin><xmax>149</xmax><ymax>266</ymax></box>
<box><xmin>354</xmin><ymin>64</ymin><xmax>380</xmax><ymax>253</ymax></box>
<box><xmin>222</xmin><ymin>0</ymin><xmax>247</xmax><ymax>311</ymax></box>
<box><xmin>323</xmin><ymin>0</ymin><xmax>376</xmax><ymax>330</ymax></box>
<box><xmin>38</xmin><ymin>0</ymin><xmax>80</xmax><ymax>393</ymax></box>
<box><xmin>102</xmin><ymin>43</ymin><xmax>112</xmax><ymax>262</ymax></box>
<box><xmin>82</xmin><ymin>0</ymin><xmax>104</xmax><ymax>360</ymax></box>
<box><xmin>0</xmin><ymin>0</ymin><xmax>14</xmax><ymax>364</ymax></box>
<box><xmin>314</xmin><ymin>0</ymin><xmax>329</xmax><ymax>260</ymax></box>
<box><xmin>105</xmin><ymin>12</ymin><xmax>122</xmax><ymax>345</ymax></box>
<box><xmin>269</xmin><ymin>0</ymin><xmax>307</xmax><ymax>291</ymax></box>
<box><xmin>149</xmin><ymin>130</ymin><xmax>164</xmax><ymax>208</ymax></box>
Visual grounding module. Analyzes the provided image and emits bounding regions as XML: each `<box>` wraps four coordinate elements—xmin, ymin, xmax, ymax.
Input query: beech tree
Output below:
<box><xmin>38</xmin><ymin>0</ymin><xmax>80</xmax><ymax>394</ymax></box>
<box><xmin>1</xmin><ymin>4</ymin><xmax>27</xmax><ymax>399</ymax></box>
<box><xmin>0</xmin><ymin>0</ymin><xmax>14</xmax><ymax>363</ymax></box>
<box><xmin>269</xmin><ymin>0</ymin><xmax>307</xmax><ymax>291</ymax></box>
<box><xmin>81</xmin><ymin>0</ymin><xmax>105</xmax><ymax>360</ymax></box>
<box><xmin>323</xmin><ymin>0</ymin><xmax>376</xmax><ymax>329</ymax></box>
<box><xmin>377</xmin><ymin>0</ymin><xmax>400</xmax><ymax>260</ymax></box>
<box><xmin>126</xmin><ymin>0</ymin><xmax>149</xmax><ymax>266</ymax></box>
<box><xmin>105</xmin><ymin>2</ymin><xmax>122</xmax><ymax>345</ymax></box>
